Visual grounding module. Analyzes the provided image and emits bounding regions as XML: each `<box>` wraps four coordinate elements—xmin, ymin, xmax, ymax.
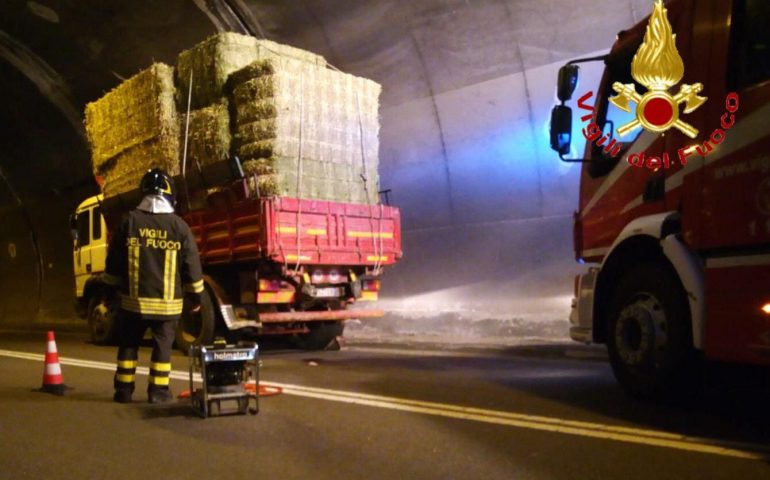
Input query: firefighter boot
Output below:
<box><xmin>113</xmin><ymin>389</ymin><xmax>133</xmax><ymax>403</ymax></box>
<box><xmin>113</xmin><ymin>376</ymin><xmax>135</xmax><ymax>404</ymax></box>
<box><xmin>148</xmin><ymin>386</ymin><xmax>173</xmax><ymax>404</ymax></box>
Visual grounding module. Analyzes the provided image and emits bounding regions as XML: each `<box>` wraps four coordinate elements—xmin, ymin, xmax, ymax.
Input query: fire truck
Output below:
<box><xmin>72</xmin><ymin>181</ymin><xmax>401</xmax><ymax>352</ymax></box>
<box><xmin>549</xmin><ymin>0</ymin><xmax>770</xmax><ymax>397</ymax></box>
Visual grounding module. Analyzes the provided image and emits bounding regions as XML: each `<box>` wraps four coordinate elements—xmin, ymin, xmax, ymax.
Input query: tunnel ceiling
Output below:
<box><xmin>0</xmin><ymin>0</ymin><xmax>650</xmax><ymax>194</ymax></box>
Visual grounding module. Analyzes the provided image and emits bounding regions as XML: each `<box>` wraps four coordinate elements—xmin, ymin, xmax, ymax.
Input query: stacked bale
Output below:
<box><xmin>228</xmin><ymin>57</ymin><xmax>381</xmax><ymax>203</ymax></box>
<box><xmin>183</xmin><ymin>100</ymin><xmax>231</xmax><ymax>169</ymax></box>
<box><xmin>176</xmin><ymin>33</ymin><xmax>325</xmax><ymax>109</ymax></box>
<box><xmin>85</xmin><ymin>33</ymin><xmax>382</xmax><ymax>205</ymax></box>
<box><xmin>84</xmin><ymin>63</ymin><xmax>179</xmax><ymax>198</ymax></box>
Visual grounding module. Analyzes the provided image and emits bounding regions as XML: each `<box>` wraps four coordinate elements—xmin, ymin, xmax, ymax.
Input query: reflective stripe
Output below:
<box><xmin>116</xmin><ymin>374</ymin><xmax>135</xmax><ymax>383</ymax></box>
<box><xmin>102</xmin><ymin>272</ymin><xmax>121</xmax><ymax>286</ymax></box>
<box><xmin>128</xmin><ymin>246</ymin><xmax>140</xmax><ymax>298</ymax></box>
<box><xmin>348</xmin><ymin>231</ymin><xmax>394</xmax><ymax>239</ymax></box>
<box><xmin>164</xmin><ymin>250</ymin><xmax>177</xmax><ymax>300</ymax></box>
<box><xmin>117</xmin><ymin>360</ymin><xmax>137</xmax><ymax>369</ymax></box>
<box><xmin>184</xmin><ymin>279</ymin><xmax>204</xmax><ymax>294</ymax></box>
<box><xmin>120</xmin><ymin>296</ymin><xmax>183</xmax><ymax>316</ymax></box>
<box><xmin>149</xmin><ymin>376</ymin><xmax>170</xmax><ymax>386</ymax></box>
<box><xmin>151</xmin><ymin>362</ymin><xmax>171</xmax><ymax>372</ymax></box>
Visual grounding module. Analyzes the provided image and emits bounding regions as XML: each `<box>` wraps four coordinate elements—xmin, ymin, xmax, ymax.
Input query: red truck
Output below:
<box><xmin>549</xmin><ymin>0</ymin><xmax>770</xmax><ymax>397</ymax></box>
<box><xmin>73</xmin><ymin>173</ymin><xmax>402</xmax><ymax>352</ymax></box>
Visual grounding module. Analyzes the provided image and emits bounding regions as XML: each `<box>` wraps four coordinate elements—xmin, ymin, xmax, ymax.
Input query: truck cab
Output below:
<box><xmin>71</xmin><ymin>194</ymin><xmax>114</xmax><ymax>342</ymax></box>
<box><xmin>550</xmin><ymin>0</ymin><xmax>770</xmax><ymax>397</ymax></box>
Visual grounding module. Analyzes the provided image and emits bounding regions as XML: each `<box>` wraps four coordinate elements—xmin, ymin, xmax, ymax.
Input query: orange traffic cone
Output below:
<box><xmin>40</xmin><ymin>331</ymin><xmax>66</xmax><ymax>395</ymax></box>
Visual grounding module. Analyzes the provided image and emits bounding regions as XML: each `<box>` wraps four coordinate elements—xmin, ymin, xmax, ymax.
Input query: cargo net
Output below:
<box><xmin>229</xmin><ymin>56</ymin><xmax>380</xmax><ymax>204</ymax></box>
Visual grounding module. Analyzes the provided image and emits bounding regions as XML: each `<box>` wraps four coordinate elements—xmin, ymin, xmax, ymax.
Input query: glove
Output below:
<box><xmin>185</xmin><ymin>292</ymin><xmax>201</xmax><ymax>313</ymax></box>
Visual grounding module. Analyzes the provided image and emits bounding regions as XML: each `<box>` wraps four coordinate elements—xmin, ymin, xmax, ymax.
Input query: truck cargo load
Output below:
<box><xmin>84</xmin><ymin>63</ymin><xmax>180</xmax><ymax>198</ymax></box>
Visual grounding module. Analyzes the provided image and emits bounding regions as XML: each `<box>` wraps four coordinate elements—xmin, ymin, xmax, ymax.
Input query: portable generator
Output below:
<box><xmin>188</xmin><ymin>339</ymin><xmax>259</xmax><ymax>418</ymax></box>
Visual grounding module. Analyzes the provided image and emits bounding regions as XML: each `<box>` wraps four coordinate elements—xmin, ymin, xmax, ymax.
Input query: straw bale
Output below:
<box><xmin>226</xmin><ymin>53</ymin><xmax>381</xmax><ymax>204</ymax></box>
<box><xmin>234</xmin><ymin>101</ymin><xmax>278</xmax><ymax>124</ymax></box>
<box><xmin>256</xmin><ymin>39</ymin><xmax>326</xmax><ymax>67</ymax></box>
<box><xmin>184</xmin><ymin>99</ymin><xmax>231</xmax><ymax>168</ymax></box>
<box><xmin>177</xmin><ymin>33</ymin><xmax>259</xmax><ymax>109</ymax></box>
<box><xmin>227</xmin><ymin>61</ymin><xmax>275</xmax><ymax>89</ymax></box>
<box><xmin>84</xmin><ymin>63</ymin><xmax>179</xmax><ymax>176</ymax></box>
<box><xmin>177</xmin><ymin>33</ymin><xmax>326</xmax><ymax>109</ymax></box>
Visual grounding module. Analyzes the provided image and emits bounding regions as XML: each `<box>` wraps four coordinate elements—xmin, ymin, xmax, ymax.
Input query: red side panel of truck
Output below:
<box><xmin>185</xmin><ymin>196</ymin><xmax>402</xmax><ymax>267</ymax></box>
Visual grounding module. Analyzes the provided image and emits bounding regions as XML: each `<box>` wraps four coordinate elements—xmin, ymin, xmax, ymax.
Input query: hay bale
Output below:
<box><xmin>84</xmin><ymin>63</ymin><xmax>179</xmax><ymax>181</ymax></box>
<box><xmin>229</xmin><ymin>57</ymin><xmax>380</xmax><ymax>169</ymax></box>
<box><xmin>227</xmin><ymin>52</ymin><xmax>382</xmax><ymax>204</ymax></box>
<box><xmin>183</xmin><ymin>99</ymin><xmax>231</xmax><ymax>168</ymax></box>
<box><xmin>177</xmin><ymin>33</ymin><xmax>258</xmax><ymax>109</ymax></box>
<box><xmin>257</xmin><ymin>39</ymin><xmax>326</xmax><ymax>67</ymax></box>
<box><xmin>177</xmin><ymin>33</ymin><xmax>326</xmax><ymax>109</ymax></box>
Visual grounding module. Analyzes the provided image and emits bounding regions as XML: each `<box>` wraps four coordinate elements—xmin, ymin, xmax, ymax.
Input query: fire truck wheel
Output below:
<box><xmin>293</xmin><ymin>321</ymin><xmax>344</xmax><ymax>350</ymax></box>
<box><xmin>607</xmin><ymin>263</ymin><xmax>695</xmax><ymax>399</ymax></box>
<box><xmin>87</xmin><ymin>295</ymin><xmax>118</xmax><ymax>345</ymax></box>
<box><xmin>176</xmin><ymin>290</ymin><xmax>216</xmax><ymax>354</ymax></box>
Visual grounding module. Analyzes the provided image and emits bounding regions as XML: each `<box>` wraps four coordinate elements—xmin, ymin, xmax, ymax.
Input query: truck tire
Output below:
<box><xmin>293</xmin><ymin>321</ymin><xmax>344</xmax><ymax>350</ymax></box>
<box><xmin>87</xmin><ymin>295</ymin><xmax>118</xmax><ymax>345</ymax></box>
<box><xmin>176</xmin><ymin>289</ymin><xmax>216</xmax><ymax>354</ymax></box>
<box><xmin>606</xmin><ymin>263</ymin><xmax>695</xmax><ymax>399</ymax></box>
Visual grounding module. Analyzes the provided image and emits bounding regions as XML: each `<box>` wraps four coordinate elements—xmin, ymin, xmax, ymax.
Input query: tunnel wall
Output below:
<box><xmin>346</xmin><ymin>56</ymin><xmax>606</xmax><ymax>344</ymax></box>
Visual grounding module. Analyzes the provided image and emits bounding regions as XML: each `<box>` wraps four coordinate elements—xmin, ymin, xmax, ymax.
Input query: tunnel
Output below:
<box><xmin>0</xmin><ymin>0</ymin><xmax>651</xmax><ymax>341</ymax></box>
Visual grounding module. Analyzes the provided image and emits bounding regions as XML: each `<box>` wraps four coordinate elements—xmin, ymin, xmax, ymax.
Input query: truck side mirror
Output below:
<box><xmin>557</xmin><ymin>64</ymin><xmax>579</xmax><ymax>102</ymax></box>
<box><xmin>550</xmin><ymin>105</ymin><xmax>572</xmax><ymax>155</ymax></box>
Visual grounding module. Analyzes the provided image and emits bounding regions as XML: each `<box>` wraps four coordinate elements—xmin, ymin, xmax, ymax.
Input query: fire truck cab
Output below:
<box><xmin>550</xmin><ymin>0</ymin><xmax>770</xmax><ymax>397</ymax></box>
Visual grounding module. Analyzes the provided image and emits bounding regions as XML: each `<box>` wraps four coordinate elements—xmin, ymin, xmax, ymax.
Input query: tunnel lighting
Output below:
<box><xmin>762</xmin><ymin>303</ymin><xmax>770</xmax><ymax>315</ymax></box>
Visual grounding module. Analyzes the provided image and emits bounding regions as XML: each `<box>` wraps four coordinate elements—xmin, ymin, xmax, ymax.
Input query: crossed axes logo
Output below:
<box><xmin>579</xmin><ymin>0</ymin><xmax>739</xmax><ymax>171</ymax></box>
<box><xmin>610</xmin><ymin>0</ymin><xmax>706</xmax><ymax>138</ymax></box>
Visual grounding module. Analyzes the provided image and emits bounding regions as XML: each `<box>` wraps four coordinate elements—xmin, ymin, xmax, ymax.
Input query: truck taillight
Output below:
<box><xmin>311</xmin><ymin>269</ymin><xmax>325</xmax><ymax>283</ymax></box>
<box><xmin>259</xmin><ymin>279</ymin><xmax>282</xmax><ymax>292</ymax></box>
<box><xmin>362</xmin><ymin>279</ymin><xmax>381</xmax><ymax>292</ymax></box>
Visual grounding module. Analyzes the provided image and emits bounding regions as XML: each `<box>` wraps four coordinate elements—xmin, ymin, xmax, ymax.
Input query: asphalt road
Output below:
<box><xmin>1</xmin><ymin>330</ymin><xmax>770</xmax><ymax>480</ymax></box>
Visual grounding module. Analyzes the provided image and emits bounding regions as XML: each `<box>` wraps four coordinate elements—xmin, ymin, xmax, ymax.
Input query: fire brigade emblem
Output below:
<box><xmin>610</xmin><ymin>0</ymin><xmax>706</xmax><ymax>138</ymax></box>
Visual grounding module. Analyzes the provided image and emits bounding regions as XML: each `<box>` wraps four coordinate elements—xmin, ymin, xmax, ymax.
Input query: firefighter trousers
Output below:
<box><xmin>113</xmin><ymin>309</ymin><xmax>176</xmax><ymax>393</ymax></box>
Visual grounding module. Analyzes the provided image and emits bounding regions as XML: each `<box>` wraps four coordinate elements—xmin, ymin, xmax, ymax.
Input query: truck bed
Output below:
<box><xmin>185</xmin><ymin>196</ymin><xmax>402</xmax><ymax>267</ymax></box>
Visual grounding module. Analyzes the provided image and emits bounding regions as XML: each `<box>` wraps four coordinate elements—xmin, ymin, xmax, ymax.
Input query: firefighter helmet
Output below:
<box><xmin>140</xmin><ymin>168</ymin><xmax>176</xmax><ymax>205</ymax></box>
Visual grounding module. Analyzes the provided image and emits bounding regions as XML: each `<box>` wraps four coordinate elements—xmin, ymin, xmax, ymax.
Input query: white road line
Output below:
<box><xmin>1</xmin><ymin>348</ymin><xmax>767</xmax><ymax>460</ymax></box>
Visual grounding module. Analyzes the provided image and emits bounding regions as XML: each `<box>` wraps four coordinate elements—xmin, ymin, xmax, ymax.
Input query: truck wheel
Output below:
<box><xmin>606</xmin><ymin>263</ymin><xmax>695</xmax><ymax>399</ymax></box>
<box><xmin>176</xmin><ymin>289</ymin><xmax>216</xmax><ymax>354</ymax></box>
<box><xmin>88</xmin><ymin>295</ymin><xmax>118</xmax><ymax>345</ymax></box>
<box><xmin>293</xmin><ymin>321</ymin><xmax>344</xmax><ymax>350</ymax></box>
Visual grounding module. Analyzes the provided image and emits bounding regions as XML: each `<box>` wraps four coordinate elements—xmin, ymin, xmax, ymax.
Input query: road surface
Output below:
<box><xmin>1</xmin><ymin>330</ymin><xmax>769</xmax><ymax>480</ymax></box>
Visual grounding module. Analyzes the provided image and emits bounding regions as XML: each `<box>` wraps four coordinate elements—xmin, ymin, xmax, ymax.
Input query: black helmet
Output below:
<box><xmin>140</xmin><ymin>168</ymin><xmax>175</xmax><ymax>205</ymax></box>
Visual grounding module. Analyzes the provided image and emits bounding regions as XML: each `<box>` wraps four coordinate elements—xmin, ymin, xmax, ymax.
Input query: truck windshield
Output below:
<box><xmin>588</xmin><ymin>44</ymin><xmax>643</xmax><ymax>178</ymax></box>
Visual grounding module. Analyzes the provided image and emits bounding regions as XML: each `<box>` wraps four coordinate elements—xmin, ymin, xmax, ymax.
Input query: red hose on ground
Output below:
<box><xmin>177</xmin><ymin>382</ymin><xmax>283</xmax><ymax>399</ymax></box>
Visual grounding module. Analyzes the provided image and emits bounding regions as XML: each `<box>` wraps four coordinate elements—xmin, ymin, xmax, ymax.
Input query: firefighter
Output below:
<box><xmin>101</xmin><ymin>168</ymin><xmax>204</xmax><ymax>404</ymax></box>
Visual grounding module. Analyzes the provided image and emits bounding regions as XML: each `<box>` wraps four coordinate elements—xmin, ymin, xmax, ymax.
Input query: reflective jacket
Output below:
<box><xmin>102</xmin><ymin>209</ymin><xmax>204</xmax><ymax>320</ymax></box>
